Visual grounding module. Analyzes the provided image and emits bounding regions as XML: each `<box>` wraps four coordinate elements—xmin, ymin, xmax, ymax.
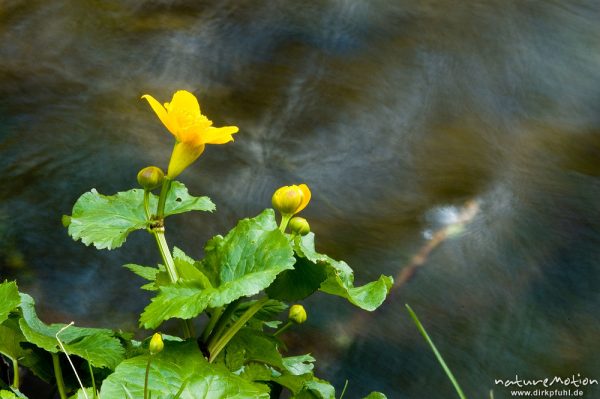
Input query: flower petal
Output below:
<box><xmin>167</xmin><ymin>142</ymin><xmax>205</xmax><ymax>178</ymax></box>
<box><xmin>141</xmin><ymin>94</ymin><xmax>176</xmax><ymax>135</ymax></box>
<box><xmin>169</xmin><ymin>90</ymin><xmax>201</xmax><ymax>116</ymax></box>
<box><xmin>296</xmin><ymin>184</ymin><xmax>311</xmax><ymax>213</ymax></box>
<box><xmin>203</xmin><ymin>126</ymin><xmax>239</xmax><ymax>144</ymax></box>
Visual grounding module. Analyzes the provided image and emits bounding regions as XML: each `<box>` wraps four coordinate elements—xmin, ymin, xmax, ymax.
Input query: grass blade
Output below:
<box><xmin>405</xmin><ymin>304</ymin><xmax>467</xmax><ymax>399</ymax></box>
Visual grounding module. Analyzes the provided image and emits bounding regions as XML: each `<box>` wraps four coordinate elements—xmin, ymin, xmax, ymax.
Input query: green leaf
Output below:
<box><xmin>69</xmin><ymin>388</ymin><xmax>96</xmax><ymax>399</ymax></box>
<box><xmin>65</xmin><ymin>181</ymin><xmax>214</xmax><ymax>250</ymax></box>
<box><xmin>362</xmin><ymin>393</ymin><xmax>387</xmax><ymax>399</ymax></box>
<box><xmin>238</xmin><ymin>363</ymin><xmax>274</xmax><ymax>382</ymax></box>
<box><xmin>140</xmin><ymin>210</ymin><xmax>295</xmax><ymax>329</ymax></box>
<box><xmin>161</xmin><ymin>182</ymin><xmax>215</xmax><ymax>217</ymax></box>
<box><xmin>294</xmin><ymin>378</ymin><xmax>336</xmax><ymax>399</ymax></box>
<box><xmin>0</xmin><ymin>281</ymin><xmax>20</xmax><ymax>324</ymax></box>
<box><xmin>100</xmin><ymin>340</ymin><xmax>269</xmax><ymax>399</ymax></box>
<box><xmin>124</xmin><ymin>264</ymin><xmax>169</xmax><ymax>291</ymax></box>
<box><xmin>173</xmin><ymin>248</ymin><xmax>212</xmax><ymax>288</ymax></box>
<box><xmin>66</xmin><ymin>188</ymin><xmax>147</xmax><ymax>250</ymax></box>
<box><xmin>0</xmin><ymin>389</ymin><xmax>27</xmax><ymax>399</ymax></box>
<box><xmin>139</xmin><ymin>286</ymin><xmax>211</xmax><ymax>329</ymax></box>
<box><xmin>274</xmin><ymin>373</ymin><xmax>313</xmax><ymax>395</ymax></box>
<box><xmin>266</xmin><ymin>257</ymin><xmax>328</xmax><ymax>301</ymax></box>
<box><xmin>282</xmin><ymin>355</ymin><xmax>315</xmax><ymax>376</ymax></box>
<box><xmin>295</xmin><ymin>234</ymin><xmax>393</xmax><ymax>311</ymax></box>
<box><xmin>319</xmin><ymin>273</ymin><xmax>393</xmax><ymax>312</ymax></box>
<box><xmin>18</xmin><ymin>347</ymin><xmax>54</xmax><ymax>384</ymax></box>
<box><xmin>123</xmin><ymin>264</ymin><xmax>162</xmax><ymax>281</ymax></box>
<box><xmin>18</xmin><ymin>294</ymin><xmax>125</xmax><ymax>369</ymax></box>
<box><xmin>0</xmin><ymin>323</ymin><xmax>28</xmax><ymax>363</ymax></box>
<box><xmin>224</xmin><ymin>328</ymin><xmax>283</xmax><ymax>369</ymax></box>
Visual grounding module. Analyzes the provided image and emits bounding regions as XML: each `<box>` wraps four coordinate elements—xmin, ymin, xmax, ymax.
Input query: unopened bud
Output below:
<box><xmin>289</xmin><ymin>217</ymin><xmax>310</xmax><ymax>235</ymax></box>
<box><xmin>288</xmin><ymin>304</ymin><xmax>307</xmax><ymax>324</ymax></box>
<box><xmin>149</xmin><ymin>333</ymin><xmax>164</xmax><ymax>354</ymax></box>
<box><xmin>271</xmin><ymin>184</ymin><xmax>311</xmax><ymax>215</ymax></box>
<box><xmin>137</xmin><ymin>166</ymin><xmax>165</xmax><ymax>190</ymax></box>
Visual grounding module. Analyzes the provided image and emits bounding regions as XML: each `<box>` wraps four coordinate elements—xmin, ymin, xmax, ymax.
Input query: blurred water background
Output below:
<box><xmin>1</xmin><ymin>1</ymin><xmax>599</xmax><ymax>397</ymax></box>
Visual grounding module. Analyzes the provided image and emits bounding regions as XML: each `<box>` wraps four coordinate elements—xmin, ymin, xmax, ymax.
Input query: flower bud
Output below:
<box><xmin>149</xmin><ymin>333</ymin><xmax>164</xmax><ymax>354</ymax></box>
<box><xmin>271</xmin><ymin>184</ymin><xmax>311</xmax><ymax>215</ymax></box>
<box><xmin>289</xmin><ymin>217</ymin><xmax>310</xmax><ymax>236</ymax></box>
<box><xmin>137</xmin><ymin>166</ymin><xmax>165</xmax><ymax>190</ymax></box>
<box><xmin>288</xmin><ymin>304</ymin><xmax>307</xmax><ymax>324</ymax></box>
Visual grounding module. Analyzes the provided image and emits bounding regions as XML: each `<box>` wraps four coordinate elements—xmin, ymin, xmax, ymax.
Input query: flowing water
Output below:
<box><xmin>1</xmin><ymin>1</ymin><xmax>599</xmax><ymax>397</ymax></box>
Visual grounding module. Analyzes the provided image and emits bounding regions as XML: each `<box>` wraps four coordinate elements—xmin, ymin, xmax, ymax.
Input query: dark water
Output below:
<box><xmin>1</xmin><ymin>1</ymin><xmax>599</xmax><ymax>397</ymax></box>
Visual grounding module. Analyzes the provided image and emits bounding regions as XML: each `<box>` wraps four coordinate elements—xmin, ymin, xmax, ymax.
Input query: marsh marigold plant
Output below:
<box><xmin>0</xmin><ymin>89</ymin><xmax>393</xmax><ymax>399</ymax></box>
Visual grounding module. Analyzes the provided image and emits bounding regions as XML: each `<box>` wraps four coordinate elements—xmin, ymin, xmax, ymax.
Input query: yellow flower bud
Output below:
<box><xmin>137</xmin><ymin>166</ymin><xmax>165</xmax><ymax>190</ymax></box>
<box><xmin>272</xmin><ymin>184</ymin><xmax>311</xmax><ymax>216</ymax></box>
<box><xmin>289</xmin><ymin>217</ymin><xmax>310</xmax><ymax>236</ymax></box>
<box><xmin>288</xmin><ymin>304</ymin><xmax>307</xmax><ymax>324</ymax></box>
<box><xmin>149</xmin><ymin>333</ymin><xmax>164</xmax><ymax>354</ymax></box>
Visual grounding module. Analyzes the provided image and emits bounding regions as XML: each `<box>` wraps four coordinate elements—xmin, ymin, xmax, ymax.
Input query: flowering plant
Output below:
<box><xmin>0</xmin><ymin>90</ymin><xmax>393</xmax><ymax>399</ymax></box>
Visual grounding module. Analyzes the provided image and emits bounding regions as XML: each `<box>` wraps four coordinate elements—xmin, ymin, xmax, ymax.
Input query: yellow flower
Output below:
<box><xmin>142</xmin><ymin>90</ymin><xmax>239</xmax><ymax>178</ymax></box>
<box><xmin>149</xmin><ymin>333</ymin><xmax>164</xmax><ymax>354</ymax></box>
<box><xmin>271</xmin><ymin>184</ymin><xmax>311</xmax><ymax>216</ymax></box>
<box><xmin>288</xmin><ymin>304</ymin><xmax>307</xmax><ymax>324</ymax></box>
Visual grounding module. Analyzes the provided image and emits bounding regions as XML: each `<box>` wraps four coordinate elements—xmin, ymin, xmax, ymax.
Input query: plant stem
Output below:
<box><xmin>148</xmin><ymin>178</ymin><xmax>195</xmax><ymax>337</ymax></box>
<box><xmin>143</xmin><ymin>189</ymin><xmax>152</xmax><ymax>220</ymax></box>
<box><xmin>279</xmin><ymin>214</ymin><xmax>292</xmax><ymax>233</ymax></box>
<box><xmin>156</xmin><ymin>178</ymin><xmax>172</xmax><ymax>220</ymax></box>
<box><xmin>56</xmin><ymin>322</ymin><xmax>88</xmax><ymax>399</ymax></box>
<box><xmin>88</xmin><ymin>361</ymin><xmax>97</xmax><ymax>399</ymax></box>
<box><xmin>173</xmin><ymin>380</ymin><xmax>188</xmax><ymax>399</ymax></box>
<box><xmin>152</xmin><ymin>231</ymin><xmax>194</xmax><ymax>337</ymax></box>
<box><xmin>405</xmin><ymin>304</ymin><xmax>467</xmax><ymax>399</ymax></box>
<box><xmin>144</xmin><ymin>356</ymin><xmax>153</xmax><ymax>399</ymax></box>
<box><xmin>205</xmin><ymin>299</ymin><xmax>241</xmax><ymax>350</ymax></box>
<box><xmin>52</xmin><ymin>353</ymin><xmax>68</xmax><ymax>399</ymax></box>
<box><xmin>10</xmin><ymin>357</ymin><xmax>19</xmax><ymax>390</ymax></box>
<box><xmin>153</xmin><ymin>231</ymin><xmax>179</xmax><ymax>282</ymax></box>
<box><xmin>208</xmin><ymin>298</ymin><xmax>269</xmax><ymax>363</ymax></box>
<box><xmin>339</xmin><ymin>380</ymin><xmax>349</xmax><ymax>399</ymax></box>
<box><xmin>200</xmin><ymin>307</ymin><xmax>224</xmax><ymax>343</ymax></box>
<box><xmin>272</xmin><ymin>322</ymin><xmax>292</xmax><ymax>337</ymax></box>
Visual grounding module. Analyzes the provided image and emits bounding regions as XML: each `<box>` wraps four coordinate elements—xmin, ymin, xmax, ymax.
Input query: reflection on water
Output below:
<box><xmin>1</xmin><ymin>1</ymin><xmax>600</xmax><ymax>397</ymax></box>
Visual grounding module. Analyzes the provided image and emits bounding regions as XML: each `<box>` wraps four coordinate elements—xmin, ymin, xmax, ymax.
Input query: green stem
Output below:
<box><xmin>153</xmin><ymin>230</ymin><xmax>195</xmax><ymax>338</ymax></box>
<box><xmin>208</xmin><ymin>298</ymin><xmax>269</xmax><ymax>363</ymax></box>
<box><xmin>201</xmin><ymin>307</ymin><xmax>224</xmax><ymax>343</ymax></box>
<box><xmin>153</xmin><ymin>231</ymin><xmax>178</xmax><ymax>282</ymax></box>
<box><xmin>10</xmin><ymin>357</ymin><xmax>19</xmax><ymax>390</ymax></box>
<box><xmin>339</xmin><ymin>380</ymin><xmax>349</xmax><ymax>399</ymax></box>
<box><xmin>143</xmin><ymin>189</ymin><xmax>152</xmax><ymax>221</ymax></box>
<box><xmin>279</xmin><ymin>214</ymin><xmax>292</xmax><ymax>233</ymax></box>
<box><xmin>52</xmin><ymin>353</ymin><xmax>68</xmax><ymax>399</ymax></box>
<box><xmin>182</xmin><ymin>319</ymin><xmax>194</xmax><ymax>339</ymax></box>
<box><xmin>272</xmin><ymin>321</ymin><xmax>293</xmax><ymax>337</ymax></box>
<box><xmin>206</xmin><ymin>299</ymin><xmax>241</xmax><ymax>350</ymax></box>
<box><xmin>144</xmin><ymin>356</ymin><xmax>153</xmax><ymax>399</ymax></box>
<box><xmin>405</xmin><ymin>304</ymin><xmax>467</xmax><ymax>399</ymax></box>
<box><xmin>156</xmin><ymin>178</ymin><xmax>172</xmax><ymax>220</ymax></box>
<box><xmin>173</xmin><ymin>380</ymin><xmax>188</xmax><ymax>399</ymax></box>
<box><xmin>149</xmin><ymin>178</ymin><xmax>195</xmax><ymax>338</ymax></box>
<box><xmin>88</xmin><ymin>361</ymin><xmax>97</xmax><ymax>399</ymax></box>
